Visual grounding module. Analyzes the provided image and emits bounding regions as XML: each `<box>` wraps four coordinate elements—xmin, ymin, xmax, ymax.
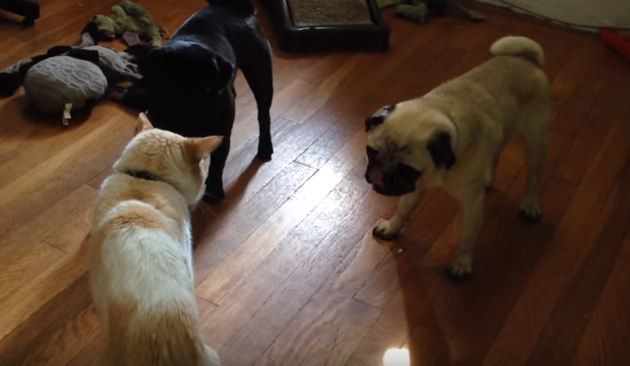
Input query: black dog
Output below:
<box><xmin>118</xmin><ymin>0</ymin><xmax>273</xmax><ymax>202</ymax></box>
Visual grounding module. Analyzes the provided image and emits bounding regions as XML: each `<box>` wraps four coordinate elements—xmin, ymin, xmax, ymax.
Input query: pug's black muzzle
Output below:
<box><xmin>365</xmin><ymin>168</ymin><xmax>418</xmax><ymax>196</ymax></box>
<box><xmin>373</xmin><ymin>181</ymin><xmax>416</xmax><ymax>196</ymax></box>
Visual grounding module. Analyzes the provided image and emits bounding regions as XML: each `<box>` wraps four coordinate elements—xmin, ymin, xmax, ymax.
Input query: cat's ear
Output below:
<box><xmin>188</xmin><ymin>136</ymin><xmax>223</xmax><ymax>160</ymax></box>
<box><xmin>135</xmin><ymin>112</ymin><xmax>153</xmax><ymax>134</ymax></box>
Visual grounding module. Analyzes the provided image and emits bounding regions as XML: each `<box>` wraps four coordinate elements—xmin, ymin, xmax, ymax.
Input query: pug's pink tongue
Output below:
<box><xmin>369</xmin><ymin>170</ymin><xmax>385</xmax><ymax>189</ymax></box>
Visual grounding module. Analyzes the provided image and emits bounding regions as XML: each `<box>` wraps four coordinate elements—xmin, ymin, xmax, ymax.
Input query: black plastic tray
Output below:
<box><xmin>262</xmin><ymin>0</ymin><xmax>390</xmax><ymax>52</ymax></box>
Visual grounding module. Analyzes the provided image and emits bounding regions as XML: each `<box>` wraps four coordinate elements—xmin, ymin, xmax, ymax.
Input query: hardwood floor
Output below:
<box><xmin>1</xmin><ymin>1</ymin><xmax>629</xmax><ymax>365</ymax></box>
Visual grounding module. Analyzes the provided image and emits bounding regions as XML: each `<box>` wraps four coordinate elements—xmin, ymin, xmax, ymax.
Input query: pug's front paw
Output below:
<box><xmin>372</xmin><ymin>218</ymin><xmax>400</xmax><ymax>240</ymax></box>
<box><xmin>445</xmin><ymin>255</ymin><xmax>473</xmax><ymax>282</ymax></box>
<box><xmin>519</xmin><ymin>197</ymin><xmax>542</xmax><ymax>223</ymax></box>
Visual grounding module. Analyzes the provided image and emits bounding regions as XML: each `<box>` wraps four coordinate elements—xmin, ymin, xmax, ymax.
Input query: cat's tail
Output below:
<box><xmin>206</xmin><ymin>0</ymin><xmax>254</xmax><ymax>14</ymax></box>
<box><xmin>490</xmin><ymin>36</ymin><xmax>544</xmax><ymax>67</ymax></box>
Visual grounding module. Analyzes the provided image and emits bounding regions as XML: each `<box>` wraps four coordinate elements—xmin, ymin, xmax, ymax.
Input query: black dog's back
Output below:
<box><xmin>174</xmin><ymin>0</ymin><xmax>269</xmax><ymax>73</ymax></box>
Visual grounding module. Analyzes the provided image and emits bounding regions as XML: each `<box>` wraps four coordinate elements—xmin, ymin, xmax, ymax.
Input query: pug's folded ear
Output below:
<box><xmin>365</xmin><ymin>104</ymin><xmax>396</xmax><ymax>132</ymax></box>
<box><xmin>427</xmin><ymin>131</ymin><xmax>456</xmax><ymax>169</ymax></box>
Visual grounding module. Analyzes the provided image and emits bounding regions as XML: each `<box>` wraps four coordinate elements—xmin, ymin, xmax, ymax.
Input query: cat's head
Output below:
<box><xmin>113</xmin><ymin>113</ymin><xmax>223</xmax><ymax>205</ymax></box>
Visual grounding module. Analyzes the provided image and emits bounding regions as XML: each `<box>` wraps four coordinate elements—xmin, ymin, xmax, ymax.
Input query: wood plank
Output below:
<box><xmin>249</xmin><ymin>232</ymin><xmax>388</xmax><ymax>365</ymax></box>
<box><xmin>1</xmin><ymin>0</ymin><xmax>629</xmax><ymax>364</ymax></box>
<box><xmin>525</xmin><ymin>155</ymin><xmax>630</xmax><ymax>366</ymax></box>
<box><xmin>549</xmin><ymin>41</ymin><xmax>613</xmax><ymax>136</ymax></box>
<box><xmin>429</xmin><ymin>177</ymin><xmax>578</xmax><ymax>365</ymax></box>
<box><xmin>0</xmin><ymin>273</ymin><xmax>91</xmax><ymax>365</ymax></box>
<box><xmin>196</xmin><ymin>130</ymin><xmax>366</xmax><ymax>305</ymax></box>
<box><xmin>483</xmin><ymin>94</ymin><xmax>630</xmax><ymax>366</ymax></box>
<box><xmin>0</xmin><ymin>235</ymin><xmax>90</xmax><ymax>345</ymax></box>
<box><xmin>0</xmin><ymin>185</ymin><xmax>96</xmax><ymax>321</ymax></box>
<box><xmin>0</xmin><ymin>0</ymin><xmax>115</xmax><ymax>65</ymax></box>
<box><xmin>0</xmin><ymin>105</ymin><xmax>136</xmax><ymax>237</ymax></box>
<box><xmin>349</xmin><ymin>289</ymin><xmax>431</xmax><ymax>366</ymax></box>
<box><xmin>190</xmin><ymin>114</ymin><xmax>334</xmax><ymax>277</ymax></box>
<box><xmin>19</xmin><ymin>304</ymin><xmax>100</xmax><ymax>366</ymax></box>
<box><xmin>353</xmin><ymin>190</ymin><xmax>458</xmax><ymax>311</ymax></box>
<box><xmin>281</xmin><ymin>55</ymin><xmax>361</xmax><ymax>125</ymax></box>
<box><xmin>198</xmin><ymin>166</ymin><xmax>392</xmax><ymax>363</ymax></box>
<box><xmin>555</xmin><ymin>58</ymin><xmax>630</xmax><ymax>183</ymax></box>
<box><xmin>570</xmin><ymin>236</ymin><xmax>630</xmax><ymax>366</ymax></box>
<box><xmin>228</xmin><ymin>77</ymin><xmax>312</xmax><ymax>153</ymax></box>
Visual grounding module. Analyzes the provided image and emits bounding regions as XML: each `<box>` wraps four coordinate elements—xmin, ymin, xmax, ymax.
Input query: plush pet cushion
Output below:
<box><xmin>83</xmin><ymin>45</ymin><xmax>141</xmax><ymax>82</ymax></box>
<box><xmin>24</xmin><ymin>56</ymin><xmax>107</xmax><ymax>114</ymax></box>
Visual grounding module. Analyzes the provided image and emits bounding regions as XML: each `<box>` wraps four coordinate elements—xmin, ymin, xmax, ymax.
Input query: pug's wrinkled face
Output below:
<box><xmin>364</xmin><ymin>103</ymin><xmax>456</xmax><ymax>196</ymax></box>
<box><xmin>365</xmin><ymin>143</ymin><xmax>422</xmax><ymax>196</ymax></box>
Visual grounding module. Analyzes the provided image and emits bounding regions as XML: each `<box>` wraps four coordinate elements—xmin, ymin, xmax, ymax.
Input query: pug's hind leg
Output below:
<box><xmin>446</xmin><ymin>191</ymin><xmax>484</xmax><ymax>281</ymax></box>
<box><xmin>373</xmin><ymin>189</ymin><xmax>423</xmax><ymax>240</ymax></box>
<box><xmin>519</xmin><ymin>137</ymin><xmax>545</xmax><ymax>222</ymax></box>
<box><xmin>517</xmin><ymin>98</ymin><xmax>548</xmax><ymax>222</ymax></box>
<box><xmin>485</xmin><ymin>142</ymin><xmax>505</xmax><ymax>191</ymax></box>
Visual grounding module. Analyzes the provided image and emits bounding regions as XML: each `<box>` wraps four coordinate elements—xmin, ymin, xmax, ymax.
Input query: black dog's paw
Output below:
<box><xmin>256</xmin><ymin>150</ymin><xmax>272</xmax><ymax>161</ymax></box>
<box><xmin>256</xmin><ymin>143</ymin><xmax>273</xmax><ymax>161</ymax></box>
<box><xmin>204</xmin><ymin>183</ymin><xmax>225</xmax><ymax>204</ymax></box>
<box><xmin>203</xmin><ymin>192</ymin><xmax>224</xmax><ymax>204</ymax></box>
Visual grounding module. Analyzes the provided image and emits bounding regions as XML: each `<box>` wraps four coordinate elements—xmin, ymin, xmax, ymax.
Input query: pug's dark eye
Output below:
<box><xmin>397</xmin><ymin>163</ymin><xmax>422</xmax><ymax>181</ymax></box>
<box><xmin>366</xmin><ymin>146</ymin><xmax>378</xmax><ymax>159</ymax></box>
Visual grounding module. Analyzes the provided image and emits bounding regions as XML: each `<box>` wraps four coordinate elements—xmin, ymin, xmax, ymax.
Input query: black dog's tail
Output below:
<box><xmin>207</xmin><ymin>0</ymin><xmax>254</xmax><ymax>14</ymax></box>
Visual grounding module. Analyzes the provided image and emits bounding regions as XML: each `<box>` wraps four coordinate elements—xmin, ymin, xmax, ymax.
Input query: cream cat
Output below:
<box><xmin>88</xmin><ymin>113</ymin><xmax>222</xmax><ymax>366</ymax></box>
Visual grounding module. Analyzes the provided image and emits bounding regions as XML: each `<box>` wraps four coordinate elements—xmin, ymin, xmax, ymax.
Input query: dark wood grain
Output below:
<box><xmin>1</xmin><ymin>0</ymin><xmax>629</xmax><ymax>365</ymax></box>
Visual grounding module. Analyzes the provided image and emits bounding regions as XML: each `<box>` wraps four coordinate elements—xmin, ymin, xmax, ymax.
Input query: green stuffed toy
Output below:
<box><xmin>87</xmin><ymin>1</ymin><xmax>163</xmax><ymax>47</ymax></box>
<box><xmin>395</xmin><ymin>2</ymin><xmax>428</xmax><ymax>23</ymax></box>
<box><xmin>112</xmin><ymin>0</ymin><xmax>163</xmax><ymax>46</ymax></box>
<box><xmin>378</xmin><ymin>0</ymin><xmax>484</xmax><ymax>24</ymax></box>
<box><xmin>90</xmin><ymin>14</ymin><xmax>116</xmax><ymax>40</ymax></box>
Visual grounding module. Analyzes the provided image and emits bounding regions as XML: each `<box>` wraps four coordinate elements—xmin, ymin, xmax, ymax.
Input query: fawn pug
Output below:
<box><xmin>365</xmin><ymin>36</ymin><xmax>549</xmax><ymax>280</ymax></box>
<box><xmin>88</xmin><ymin>113</ymin><xmax>222</xmax><ymax>366</ymax></box>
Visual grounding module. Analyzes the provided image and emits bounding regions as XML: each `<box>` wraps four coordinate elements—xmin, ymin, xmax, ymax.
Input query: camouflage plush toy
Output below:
<box><xmin>378</xmin><ymin>0</ymin><xmax>484</xmax><ymax>23</ymax></box>
<box><xmin>87</xmin><ymin>0</ymin><xmax>163</xmax><ymax>47</ymax></box>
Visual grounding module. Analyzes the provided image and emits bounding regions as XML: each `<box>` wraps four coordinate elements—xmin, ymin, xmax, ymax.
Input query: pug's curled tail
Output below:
<box><xmin>490</xmin><ymin>36</ymin><xmax>544</xmax><ymax>67</ymax></box>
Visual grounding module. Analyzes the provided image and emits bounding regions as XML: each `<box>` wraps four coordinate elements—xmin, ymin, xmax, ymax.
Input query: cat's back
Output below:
<box><xmin>89</xmin><ymin>175</ymin><xmax>208</xmax><ymax>365</ymax></box>
<box><xmin>89</xmin><ymin>173</ymin><xmax>194</xmax><ymax>309</ymax></box>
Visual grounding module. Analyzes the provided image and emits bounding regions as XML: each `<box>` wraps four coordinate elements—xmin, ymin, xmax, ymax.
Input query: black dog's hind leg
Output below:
<box><xmin>205</xmin><ymin>87</ymin><xmax>236</xmax><ymax>203</ymax></box>
<box><xmin>205</xmin><ymin>133</ymin><xmax>230</xmax><ymax>203</ymax></box>
<box><xmin>240</xmin><ymin>44</ymin><xmax>273</xmax><ymax>160</ymax></box>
